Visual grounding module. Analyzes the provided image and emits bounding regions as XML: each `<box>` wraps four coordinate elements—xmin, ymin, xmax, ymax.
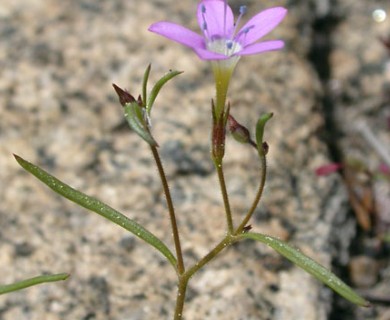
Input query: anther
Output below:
<box><xmin>239</xmin><ymin>5</ymin><xmax>247</xmax><ymax>15</ymax></box>
<box><xmin>201</xmin><ymin>4</ymin><xmax>209</xmax><ymax>38</ymax></box>
<box><xmin>244</xmin><ymin>25</ymin><xmax>254</xmax><ymax>34</ymax></box>
<box><xmin>235</xmin><ymin>24</ymin><xmax>254</xmax><ymax>43</ymax></box>
<box><xmin>232</xmin><ymin>5</ymin><xmax>248</xmax><ymax>38</ymax></box>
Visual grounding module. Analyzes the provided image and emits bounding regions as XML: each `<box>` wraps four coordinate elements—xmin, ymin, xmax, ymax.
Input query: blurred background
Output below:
<box><xmin>0</xmin><ymin>0</ymin><xmax>389</xmax><ymax>319</ymax></box>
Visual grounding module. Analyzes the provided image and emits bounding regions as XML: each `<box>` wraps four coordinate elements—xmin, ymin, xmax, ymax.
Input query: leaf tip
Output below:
<box><xmin>63</xmin><ymin>273</ymin><xmax>71</xmax><ymax>281</ymax></box>
<box><xmin>361</xmin><ymin>299</ymin><xmax>371</xmax><ymax>308</ymax></box>
<box><xmin>13</xmin><ymin>154</ymin><xmax>24</xmax><ymax>165</ymax></box>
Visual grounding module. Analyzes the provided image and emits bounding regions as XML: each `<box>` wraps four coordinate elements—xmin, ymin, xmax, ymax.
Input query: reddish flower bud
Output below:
<box><xmin>112</xmin><ymin>83</ymin><xmax>136</xmax><ymax>107</ymax></box>
<box><xmin>228</xmin><ymin>114</ymin><xmax>251</xmax><ymax>144</ymax></box>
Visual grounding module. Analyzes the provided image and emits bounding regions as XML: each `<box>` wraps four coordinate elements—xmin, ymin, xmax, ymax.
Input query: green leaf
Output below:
<box><xmin>146</xmin><ymin>70</ymin><xmax>183</xmax><ymax>114</ymax></box>
<box><xmin>241</xmin><ymin>232</ymin><xmax>370</xmax><ymax>307</ymax></box>
<box><xmin>14</xmin><ymin>155</ymin><xmax>177</xmax><ymax>269</ymax></box>
<box><xmin>0</xmin><ymin>273</ymin><xmax>69</xmax><ymax>295</ymax></box>
<box><xmin>142</xmin><ymin>64</ymin><xmax>151</xmax><ymax>106</ymax></box>
<box><xmin>124</xmin><ymin>102</ymin><xmax>158</xmax><ymax>146</ymax></box>
<box><xmin>255</xmin><ymin>113</ymin><xmax>273</xmax><ymax>156</ymax></box>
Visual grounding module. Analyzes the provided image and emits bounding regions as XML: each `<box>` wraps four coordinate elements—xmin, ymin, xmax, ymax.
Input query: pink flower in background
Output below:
<box><xmin>149</xmin><ymin>0</ymin><xmax>287</xmax><ymax>61</ymax></box>
<box><xmin>315</xmin><ymin>163</ymin><xmax>343</xmax><ymax>176</ymax></box>
<box><xmin>379</xmin><ymin>163</ymin><xmax>390</xmax><ymax>176</ymax></box>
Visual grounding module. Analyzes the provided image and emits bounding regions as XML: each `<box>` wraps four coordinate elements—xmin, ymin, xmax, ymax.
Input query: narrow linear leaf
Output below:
<box><xmin>0</xmin><ymin>273</ymin><xmax>69</xmax><ymax>295</ymax></box>
<box><xmin>241</xmin><ymin>232</ymin><xmax>370</xmax><ymax>307</ymax></box>
<box><xmin>255</xmin><ymin>113</ymin><xmax>273</xmax><ymax>156</ymax></box>
<box><xmin>124</xmin><ymin>102</ymin><xmax>158</xmax><ymax>146</ymax></box>
<box><xmin>146</xmin><ymin>70</ymin><xmax>183</xmax><ymax>114</ymax></box>
<box><xmin>142</xmin><ymin>64</ymin><xmax>152</xmax><ymax>105</ymax></box>
<box><xmin>14</xmin><ymin>155</ymin><xmax>177</xmax><ymax>269</ymax></box>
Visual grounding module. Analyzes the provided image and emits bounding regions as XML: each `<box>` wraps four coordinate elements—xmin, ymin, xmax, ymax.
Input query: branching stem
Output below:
<box><xmin>174</xmin><ymin>234</ymin><xmax>240</xmax><ymax>319</ymax></box>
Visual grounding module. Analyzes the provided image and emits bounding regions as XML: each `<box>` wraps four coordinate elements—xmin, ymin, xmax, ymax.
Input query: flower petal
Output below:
<box><xmin>149</xmin><ymin>21</ymin><xmax>204</xmax><ymax>50</ymax></box>
<box><xmin>237</xmin><ymin>7</ymin><xmax>287</xmax><ymax>46</ymax></box>
<box><xmin>194</xmin><ymin>47</ymin><xmax>229</xmax><ymax>60</ymax></box>
<box><xmin>237</xmin><ymin>40</ymin><xmax>284</xmax><ymax>56</ymax></box>
<box><xmin>197</xmin><ymin>0</ymin><xmax>234</xmax><ymax>40</ymax></box>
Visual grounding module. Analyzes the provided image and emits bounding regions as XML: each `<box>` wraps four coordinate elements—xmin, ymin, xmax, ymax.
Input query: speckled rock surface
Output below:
<box><xmin>1</xmin><ymin>0</ymin><xmax>388</xmax><ymax>319</ymax></box>
<box><xmin>326</xmin><ymin>1</ymin><xmax>390</xmax><ymax>319</ymax></box>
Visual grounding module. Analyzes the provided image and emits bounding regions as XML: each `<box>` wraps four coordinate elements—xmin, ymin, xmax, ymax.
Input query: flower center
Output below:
<box><xmin>201</xmin><ymin>2</ymin><xmax>249</xmax><ymax>57</ymax></box>
<box><xmin>207</xmin><ymin>39</ymin><xmax>242</xmax><ymax>57</ymax></box>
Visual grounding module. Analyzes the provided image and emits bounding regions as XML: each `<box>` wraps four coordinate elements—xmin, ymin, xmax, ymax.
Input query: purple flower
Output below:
<box><xmin>148</xmin><ymin>0</ymin><xmax>287</xmax><ymax>61</ymax></box>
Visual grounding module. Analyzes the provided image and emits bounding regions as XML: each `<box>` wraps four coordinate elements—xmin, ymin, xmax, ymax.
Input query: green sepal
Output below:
<box><xmin>14</xmin><ymin>155</ymin><xmax>177</xmax><ymax>270</ymax></box>
<box><xmin>241</xmin><ymin>232</ymin><xmax>370</xmax><ymax>307</ymax></box>
<box><xmin>0</xmin><ymin>273</ymin><xmax>69</xmax><ymax>295</ymax></box>
<box><xmin>142</xmin><ymin>64</ymin><xmax>152</xmax><ymax>106</ymax></box>
<box><xmin>146</xmin><ymin>70</ymin><xmax>183</xmax><ymax>114</ymax></box>
<box><xmin>124</xmin><ymin>102</ymin><xmax>158</xmax><ymax>147</ymax></box>
<box><xmin>255</xmin><ymin>113</ymin><xmax>273</xmax><ymax>156</ymax></box>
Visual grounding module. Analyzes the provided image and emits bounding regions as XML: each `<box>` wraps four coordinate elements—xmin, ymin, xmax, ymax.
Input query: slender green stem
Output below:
<box><xmin>174</xmin><ymin>276</ymin><xmax>189</xmax><ymax>320</ymax></box>
<box><xmin>216</xmin><ymin>163</ymin><xmax>234</xmax><ymax>234</ymax></box>
<box><xmin>174</xmin><ymin>234</ymin><xmax>239</xmax><ymax>319</ymax></box>
<box><xmin>150</xmin><ymin>146</ymin><xmax>185</xmax><ymax>274</ymax></box>
<box><xmin>0</xmin><ymin>273</ymin><xmax>69</xmax><ymax>295</ymax></box>
<box><xmin>235</xmin><ymin>153</ymin><xmax>267</xmax><ymax>234</ymax></box>
<box><xmin>186</xmin><ymin>234</ymin><xmax>237</xmax><ymax>279</ymax></box>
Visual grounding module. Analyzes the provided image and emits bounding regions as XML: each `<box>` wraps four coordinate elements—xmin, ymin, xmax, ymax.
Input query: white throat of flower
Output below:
<box><xmin>207</xmin><ymin>38</ymin><xmax>242</xmax><ymax>57</ymax></box>
<box><xmin>206</xmin><ymin>38</ymin><xmax>241</xmax><ymax>70</ymax></box>
<box><xmin>201</xmin><ymin>2</ymin><xmax>251</xmax><ymax>66</ymax></box>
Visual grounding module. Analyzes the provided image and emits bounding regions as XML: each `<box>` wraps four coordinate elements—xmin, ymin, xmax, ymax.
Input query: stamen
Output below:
<box><xmin>227</xmin><ymin>40</ymin><xmax>240</xmax><ymax>56</ymax></box>
<box><xmin>245</xmin><ymin>25</ymin><xmax>254</xmax><ymax>33</ymax></box>
<box><xmin>232</xmin><ymin>5</ymin><xmax>247</xmax><ymax>38</ymax></box>
<box><xmin>201</xmin><ymin>4</ymin><xmax>210</xmax><ymax>39</ymax></box>
<box><xmin>235</xmin><ymin>24</ymin><xmax>254</xmax><ymax>43</ymax></box>
<box><xmin>226</xmin><ymin>40</ymin><xmax>235</xmax><ymax>55</ymax></box>
<box><xmin>223</xmin><ymin>0</ymin><xmax>227</xmax><ymax>37</ymax></box>
<box><xmin>236</xmin><ymin>5</ymin><xmax>247</xmax><ymax>27</ymax></box>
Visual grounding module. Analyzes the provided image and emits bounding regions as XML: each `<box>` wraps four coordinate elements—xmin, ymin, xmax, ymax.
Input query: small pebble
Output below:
<box><xmin>349</xmin><ymin>255</ymin><xmax>379</xmax><ymax>288</ymax></box>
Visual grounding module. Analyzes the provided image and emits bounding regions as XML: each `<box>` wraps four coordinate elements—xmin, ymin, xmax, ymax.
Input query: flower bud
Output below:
<box><xmin>112</xmin><ymin>83</ymin><xmax>137</xmax><ymax>107</ymax></box>
<box><xmin>228</xmin><ymin>115</ymin><xmax>251</xmax><ymax>144</ymax></box>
